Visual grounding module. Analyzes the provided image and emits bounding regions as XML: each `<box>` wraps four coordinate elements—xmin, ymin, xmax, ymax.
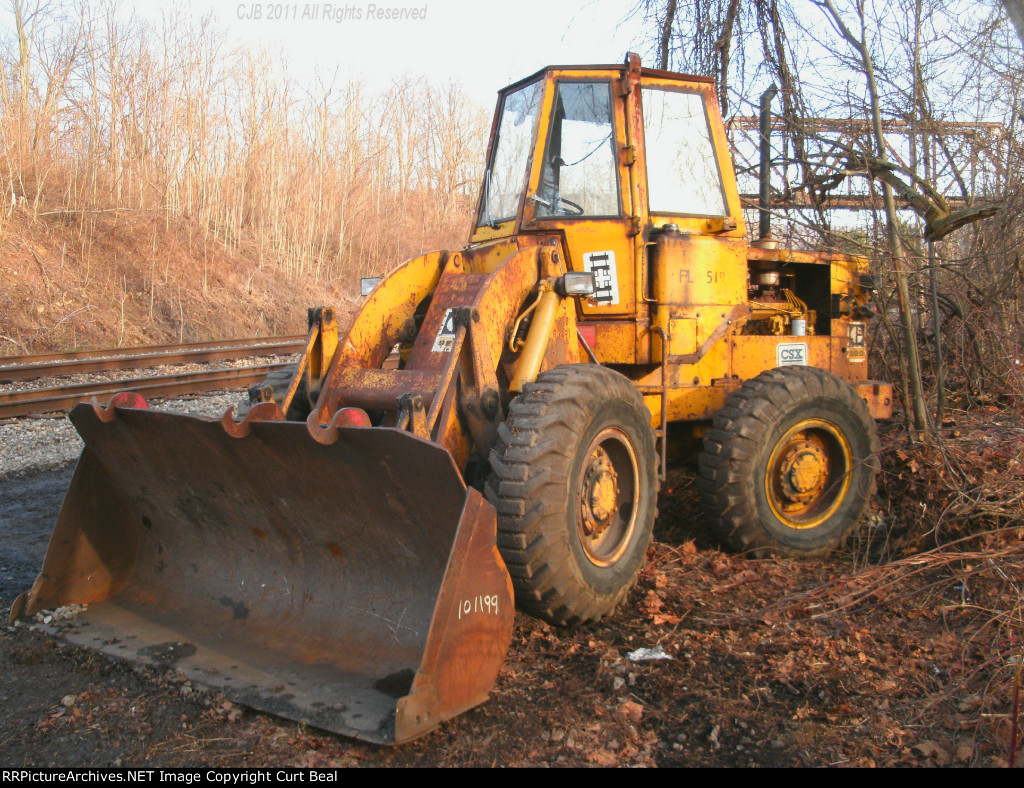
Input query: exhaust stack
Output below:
<box><xmin>758</xmin><ymin>84</ymin><xmax>779</xmax><ymax>242</ymax></box>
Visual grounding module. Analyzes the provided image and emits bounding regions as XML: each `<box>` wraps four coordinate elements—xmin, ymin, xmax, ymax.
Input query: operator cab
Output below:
<box><xmin>471</xmin><ymin>57</ymin><xmax>744</xmax><ymax>242</ymax></box>
<box><xmin>469</xmin><ymin>56</ymin><xmax>747</xmax><ymax>368</ymax></box>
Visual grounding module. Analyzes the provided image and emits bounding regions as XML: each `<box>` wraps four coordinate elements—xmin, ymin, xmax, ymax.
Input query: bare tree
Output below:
<box><xmin>633</xmin><ymin>0</ymin><xmax>1018</xmax><ymax>424</ymax></box>
<box><xmin>811</xmin><ymin>0</ymin><xmax>928</xmax><ymax>433</ymax></box>
<box><xmin>0</xmin><ymin>0</ymin><xmax>489</xmax><ymax>287</ymax></box>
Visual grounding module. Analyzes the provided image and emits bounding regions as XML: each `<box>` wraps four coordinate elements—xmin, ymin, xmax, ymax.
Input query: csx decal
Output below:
<box><xmin>777</xmin><ymin>343</ymin><xmax>808</xmax><ymax>366</ymax></box>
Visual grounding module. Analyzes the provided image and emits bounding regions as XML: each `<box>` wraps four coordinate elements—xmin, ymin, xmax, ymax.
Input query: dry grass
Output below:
<box><xmin>0</xmin><ymin>207</ymin><xmax>361</xmax><ymax>353</ymax></box>
<box><xmin>0</xmin><ymin>2</ymin><xmax>487</xmax><ymax>354</ymax></box>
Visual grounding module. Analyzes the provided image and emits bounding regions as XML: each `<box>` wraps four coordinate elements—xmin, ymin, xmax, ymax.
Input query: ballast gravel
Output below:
<box><xmin>0</xmin><ymin>391</ymin><xmax>242</xmax><ymax>480</ymax></box>
<box><xmin>0</xmin><ymin>354</ymin><xmax>298</xmax><ymax>480</ymax></box>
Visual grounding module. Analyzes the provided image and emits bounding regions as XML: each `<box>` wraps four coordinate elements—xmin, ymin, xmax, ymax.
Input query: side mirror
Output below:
<box><xmin>360</xmin><ymin>277</ymin><xmax>382</xmax><ymax>297</ymax></box>
<box><xmin>556</xmin><ymin>272</ymin><xmax>596</xmax><ymax>298</ymax></box>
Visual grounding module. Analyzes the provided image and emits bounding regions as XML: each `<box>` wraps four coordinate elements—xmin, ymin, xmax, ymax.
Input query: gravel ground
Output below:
<box><xmin>0</xmin><ymin>355</ymin><xmax>297</xmax><ymax>480</ymax></box>
<box><xmin>0</xmin><ymin>390</ymin><xmax>245</xmax><ymax>480</ymax></box>
<box><xmin>0</xmin><ymin>356</ymin><xmax>291</xmax><ymax>394</ymax></box>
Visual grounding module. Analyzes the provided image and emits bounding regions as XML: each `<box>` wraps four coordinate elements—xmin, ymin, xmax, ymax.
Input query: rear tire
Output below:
<box><xmin>486</xmin><ymin>365</ymin><xmax>658</xmax><ymax>626</ymax></box>
<box><xmin>698</xmin><ymin>366</ymin><xmax>878</xmax><ymax>557</ymax></box>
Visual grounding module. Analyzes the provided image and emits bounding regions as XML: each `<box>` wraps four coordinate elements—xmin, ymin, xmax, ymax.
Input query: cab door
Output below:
<box><xmin>522</xmin><ymin>75</ymin><xmax>641</xmax><ymax>364</ymax></box>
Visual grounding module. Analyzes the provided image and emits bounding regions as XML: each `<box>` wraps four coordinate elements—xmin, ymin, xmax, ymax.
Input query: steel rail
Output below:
<box><xmin>0</xmin><ymin>335</ymin><xmax>305</xmax><ymax>382</ymax></box>
<box><xmin>0</xmin><ymin>363</ymin><xmax>291</xmax><ymax>420</ymax></box>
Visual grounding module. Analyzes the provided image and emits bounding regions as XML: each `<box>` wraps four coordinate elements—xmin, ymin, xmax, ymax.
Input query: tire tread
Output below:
<box><xmin>486</xmin><ymin>364</ymin><xmax>658</xmax><ymax>626</ymax></box>
<box><xmin>698</xmin><ymin>366</ymin><xmax>879</xmax><ymax>557</ymax></box>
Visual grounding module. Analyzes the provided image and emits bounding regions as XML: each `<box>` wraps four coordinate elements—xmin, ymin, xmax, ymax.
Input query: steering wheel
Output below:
<box><xmin>554</xmin><ymin>196</ymin><xmax>585</xmax><ymax>216</ymax></box>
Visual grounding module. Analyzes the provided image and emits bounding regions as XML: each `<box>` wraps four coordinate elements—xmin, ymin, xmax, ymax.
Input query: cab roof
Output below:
<box><xmin>497</xmin><ymin>59</ymin><xmax>715</xmax><ymax>97</ymax></box>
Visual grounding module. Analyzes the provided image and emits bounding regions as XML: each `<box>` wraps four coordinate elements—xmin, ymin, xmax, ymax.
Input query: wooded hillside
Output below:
<box><xmin>0</xmin><ymin>0</ymin><xmax>487</xmax><ymax>352</ymax></box>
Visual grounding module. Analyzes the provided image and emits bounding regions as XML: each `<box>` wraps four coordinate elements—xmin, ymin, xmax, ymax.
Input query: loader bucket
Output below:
<box><xmin>12</xmin><ymin>403</ymin><xmax>515</xmax><ymax>744</ymax></box>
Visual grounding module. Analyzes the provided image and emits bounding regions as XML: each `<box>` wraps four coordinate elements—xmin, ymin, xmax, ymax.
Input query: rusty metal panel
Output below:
<box><xmin>829</xmin><ymin>319</ymin><xmax>870</xmax><ymax>383</ymax></box>
<box><xmin>652</xmin><ymin>234</ymin><xmax>747</xmax><ymax>310</ymax></box>
<box><xmin>462</xmin><ymin>238</ymin><xmax>523</xmax><ymax>275</ymax></box>
<box><xmin>589</xmin><ymin>321</ymin><xmax>638</xmax><ymax>364</ymax></box>
<box><xmin>542</xmin><ymin>296</ymin><xmax>582</xmax><ymax>371</ymax></box>
<box><xmin>331</xmin><ymin>368</ymin><xmax>443</xmax><ymax>411</ymax></box>
<box><xmin>650</xmin><ymin>234</ymin><xmax>747</xmax><ymax>369</ymax></box>
<box><xmin>17</xmin><ymin>405</ymin><xmax>513</xmax><ymax>744</ymax></box>
<box><xmin>405</xmin><ymin>273</ymin><xmax>487</xmax><ymax>370</ymax></box>
<box><xmin>852</xmin><ymin>381</ymin><xmax>894</xmax><ymax>420</ymax></box>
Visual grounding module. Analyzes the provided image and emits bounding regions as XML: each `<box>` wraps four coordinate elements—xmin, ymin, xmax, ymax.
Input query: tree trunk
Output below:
<box><xmin>816</xmin><ymin>0</ymin><xmax>929</xmax><ymax>435</ymax></box>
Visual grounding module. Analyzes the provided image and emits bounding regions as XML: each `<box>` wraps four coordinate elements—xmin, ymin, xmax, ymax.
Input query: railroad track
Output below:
<box><xmin>0</xmin><ymin>335</ymin><xmax>305</xmax><ymax>382</ymax></box>
<box><xmin>0</xmin><ymin>336</ymin><xmax>304</xmax><ymax>419</ymax></box>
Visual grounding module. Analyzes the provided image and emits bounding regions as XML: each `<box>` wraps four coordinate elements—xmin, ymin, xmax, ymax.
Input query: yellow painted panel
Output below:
<box><xmin>557</xmin><ymin>222</ymin><xmax>637</xmax><ymax>317</ymax></box>
<box><xmin>644</xmin><ymin>382</ymin><xmax>739</xmax><ymax>427</ymax></box>
<box><xmin>654</xmin><ymin>234</ymin><xmax>746</xmax><ymax>307</ymax></box>
<box><xmin>591</xmin><ymin>320</ymin><xmax>636</xmax><ymax>364</ymax></box>
<box><xmin>730</xmin><ymin>335</ymin><xmax>835</xmax><ymax>380</ymax></box>
<box><xmin>669</xmin><ymin>317</ymin><xmax>696</xmax><ymax>356</ymax></box>
<box><xmin>665</xmin><ymin>341</ymin><xmax>730</xmax><ymax>388</ymax></box>
<box><xmin>650</xmin><ymin>235</ymin><xmax>745</xmax><ymax>366</ymax></box>
<box><xmin>639</xmin><ymin>335</ymin><xmax>730</xmax><ymax>392</ymax></box>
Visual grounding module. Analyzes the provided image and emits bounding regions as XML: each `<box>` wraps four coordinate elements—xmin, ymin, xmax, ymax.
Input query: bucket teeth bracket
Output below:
<box><xmin>91</xmin><ymin>391</ymin><xmax>149</xmax><ymax>423</ymax></box>
<box><xmin>221</xmin><ymin>402</ymin><xmax>285</xmax><ymax>438</ymax></box>
<box><xmin>397</xmin><ymin>393</ymin><xmax>429</xmax><ymax>439</ymax></box>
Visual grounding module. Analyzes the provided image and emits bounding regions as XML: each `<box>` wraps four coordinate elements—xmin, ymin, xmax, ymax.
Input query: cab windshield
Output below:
<box><xmin>479</xmin><ymin>80</ymin><xmax>543</xmax><ymax>227</ymax></box>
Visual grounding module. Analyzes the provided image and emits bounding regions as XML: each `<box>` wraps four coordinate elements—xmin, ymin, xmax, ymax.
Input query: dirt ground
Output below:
<box><xmin>1</xmin><ymin>414</ymin><xmax>1022</xmax><ymax>768</ymax></box>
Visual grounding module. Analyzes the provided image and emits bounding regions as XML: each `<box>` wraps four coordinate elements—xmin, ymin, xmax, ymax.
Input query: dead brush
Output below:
<box><xmin>872</xmin><ymin>411</ymin><xmax>1024</xmax><ymax>555</ymax></box>
<box><xmin>867</xmin><ymin>411</ymin><xmax>1023</xmax><ymax>763</ymax></box>
<box><xmin>724</xmin><ymin>529</ymin><xmax>1023</xmax><ymax>764</ymax></box>
<box><xmin>707</xmin><ymin>409</ymin><xmax>1024</xmax><ymax>764</ymax></box>
<box><xmin>868</xmin><ymin>327</ymin><xmax>1024</xmax><ymax>682</ymax></box>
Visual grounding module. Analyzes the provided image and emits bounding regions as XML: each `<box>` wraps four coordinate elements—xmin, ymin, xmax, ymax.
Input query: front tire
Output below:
<box><xmin>486</xmin><ymin>365</ymin><xmax>658</xmax><ymax>626</ymax></box>
<box><xmin>698</xmin><ymin>366</ymin><xmax>879</xmax><ymax>557</ymax></box>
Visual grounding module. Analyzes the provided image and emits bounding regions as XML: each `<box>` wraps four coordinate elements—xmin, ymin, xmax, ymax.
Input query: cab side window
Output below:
<box><xmin>642</xmin><ymin>88</ymin><xmax>727</xmax><ymax>217</ymax></box>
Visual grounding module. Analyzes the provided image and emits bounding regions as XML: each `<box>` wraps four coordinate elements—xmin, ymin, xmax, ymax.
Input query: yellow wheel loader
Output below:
<box><xmin>12</xmin><ymin>54</ymin><xmax>892</xmax><ymax>744</ymax></box>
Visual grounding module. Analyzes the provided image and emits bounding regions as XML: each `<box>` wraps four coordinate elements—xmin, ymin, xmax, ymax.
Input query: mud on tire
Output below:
<box><xmin>698</xmin><ymin>366</ymin><xmax>879</xmax><ymax>557</ymax></box>
<box><xmin>486</xmin><ymin>364</ymin><xmax>658</xmax><ymax>627</ymax></box>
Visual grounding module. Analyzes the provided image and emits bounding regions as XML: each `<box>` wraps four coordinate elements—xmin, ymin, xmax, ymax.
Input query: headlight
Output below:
<box><xmin>556</xmin><ymin>272</ymin><xmax>596</xmax><ymax>298</ymax></box>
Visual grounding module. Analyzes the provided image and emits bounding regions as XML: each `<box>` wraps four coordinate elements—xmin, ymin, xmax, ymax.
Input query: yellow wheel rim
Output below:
<box><xmin>765</xmin><ymin>418</ymin><xmax>852</xmax><ymax>529</ymax></box>
<box><xmin>576</xmin><ymin>427</ymin><xmax>640</xmax><ymax>567</ymax></box>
